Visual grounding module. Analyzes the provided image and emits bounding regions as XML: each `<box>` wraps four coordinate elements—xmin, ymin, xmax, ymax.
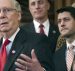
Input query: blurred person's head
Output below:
<box><xmin>29</xmin><ymin>0</ymin><xmax>50</xmax><ymax>22</ymax></box>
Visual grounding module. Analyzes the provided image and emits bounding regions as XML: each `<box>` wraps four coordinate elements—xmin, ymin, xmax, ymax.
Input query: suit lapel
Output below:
<box><xmin>48</xmin><ymin>23</ymin><xmax>59</xmax><ymax>52</ymax></box>
<box><xmin>55</xmin><ymin>43</ymin><xmax>67</xmax><ymax>71</ymax></box>
<box><xmin>48</xmin><ymin>23</ymin><xmax>58</xmax><ymax>37</ymax></box>
<box><xmin>28</xmin><ymin>22</ymin><xmax>35</xmax><ymax>33</ymax></box>
<box><xmin>4</xmin><ymin>29</ymin><xmax>27</xmax><ymax>71</ymax></box>
<box><xmin>59</xmin><ymin>44</ymin><xmax>67</xmax><ymax>69</ymax></box>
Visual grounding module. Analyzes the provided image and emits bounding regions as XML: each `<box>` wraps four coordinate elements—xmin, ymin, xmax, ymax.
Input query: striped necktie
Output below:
<box><xmin>66</xmin><ymin>45</ymin><xmax>75</xmax><ymax>71</ymax></box>
<box><xmin>72</xmin><ymin>50</ymin><xmax>75</xmax><ymax>71</ymax></box>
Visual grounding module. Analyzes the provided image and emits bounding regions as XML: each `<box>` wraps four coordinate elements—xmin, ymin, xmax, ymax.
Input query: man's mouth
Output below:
<box><xmin>0</xmin><ymin>22</ymin><xmax>8</xmax><ymax>25</ymax></box>
<box><xmin>61</xmin><ymin>28</ymin><xmax>68</xmax><ymax>31</ymax></box>
<box><xmin>0</xmin><ymin>20</ymin><xmax>8</xmax><ymax>25</ymax></box>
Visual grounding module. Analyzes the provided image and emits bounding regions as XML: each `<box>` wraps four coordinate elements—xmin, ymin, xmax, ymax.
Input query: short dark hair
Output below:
<box><xmin>56</xmin><ymin>6</ymin><xmax>75</xmax><ymax>19</ymax></box>
<box><xmin>28</xmin><ymin>0</ymin><xmax>52</xmax><ymax>4</ymax></box>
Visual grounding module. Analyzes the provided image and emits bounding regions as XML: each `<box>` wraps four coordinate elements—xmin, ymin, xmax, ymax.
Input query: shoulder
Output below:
<box><xmin>20</xmin><ymin>22</ymin><xmax>33</xmax><ymax>28</ymax></box>
<box><xmin>49</xmin><ymin>19</ymin><xmax>59</xmax><ymax>34</ymax></box>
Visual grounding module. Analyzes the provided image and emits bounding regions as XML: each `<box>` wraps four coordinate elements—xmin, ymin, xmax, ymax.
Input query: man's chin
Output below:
<box><xmin>60</xmin><ymin>33</ymin><xmax>68</xmax><ymax>37</ymax></box>
<box><xmin>0</xmin><ymin>29</ymin><xmax>8</xmax><ymax>32</ymax></box>
<box><xmin>61</xmin><ymin>34</ymin><xmax>71</xmax><ymax>38</ymax></box>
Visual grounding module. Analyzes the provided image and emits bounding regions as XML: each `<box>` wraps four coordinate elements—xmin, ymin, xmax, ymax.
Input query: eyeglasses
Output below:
<box><xmin>0</xmin><ymin>8</ymin><xmax>17</xmax><ymax>14</ymax></box>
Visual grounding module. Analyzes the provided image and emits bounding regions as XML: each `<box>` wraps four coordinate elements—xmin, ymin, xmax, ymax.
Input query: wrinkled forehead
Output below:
<box><xmin>0</xmin><ymin>0</ymin><xmax>15</xmax><ymax>8</ymax></box>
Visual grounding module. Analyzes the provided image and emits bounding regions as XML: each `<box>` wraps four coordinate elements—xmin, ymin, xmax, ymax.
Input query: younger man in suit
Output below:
<box><xmin>22</xmin><ymin>0</ymin><xmax>59</xmax><ymax>53</ymax></box>
<box><xmin>0</xmin><ymin>0</ymin><xmax>54</xmax><ymax>71</ymax></box>
<box><xmin>54</xmin><ymin>6</ymin><xmax>75</xmax><ymax>71</ymax></box>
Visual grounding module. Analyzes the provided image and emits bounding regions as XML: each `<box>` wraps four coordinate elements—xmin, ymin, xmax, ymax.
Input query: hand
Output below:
<box><xmin>15</xmin><ymin>49</ymin><xmax>44</xmax><ymax>71</ymax></box>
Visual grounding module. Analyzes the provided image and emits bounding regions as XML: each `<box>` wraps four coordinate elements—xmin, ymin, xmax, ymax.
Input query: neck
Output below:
<box><xmin>65</xmin><ymin>35</ymin><xmax>75</xmax><ymax>44</ymax></box>
<box><xmin>3</xmin><ymin>28</ymin><xmax>18</xmax><ymax>39</ymax></box>
<box><xmin>34</xmin><ymin>17</ymin><xmax>48</xmax><ymax>24</ymax></box>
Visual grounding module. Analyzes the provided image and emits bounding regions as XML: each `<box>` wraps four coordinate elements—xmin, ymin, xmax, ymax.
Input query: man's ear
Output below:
<box><xmin>18</xmin><ymin>12</ymin><xmax>21</xmax><ymax>21</ymax></box>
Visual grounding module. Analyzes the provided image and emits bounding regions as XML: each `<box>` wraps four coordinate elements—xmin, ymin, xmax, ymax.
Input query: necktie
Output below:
<box><xmin>39</xmin><ymin>24</ymin><xmax>45</xmax><ymax>34</ymax></box>
<box><xmin>66</xmin><ymin>45</ymin><xmax>75</xmax><ymax>71</ymax></box>
<box><xmin>72</xmin><ymin>51</ymin><xmax>75</xmax><ymax>71</ymax></box>
<box><xmin>0</xmin><ymin>39</ymin><xmax>10</xmax><ymax>71</ymax></box>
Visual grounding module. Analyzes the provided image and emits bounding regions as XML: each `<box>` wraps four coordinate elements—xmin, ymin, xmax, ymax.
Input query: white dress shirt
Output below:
<box><xmin>66</xmin><ymin>40</ymin><xmax>75</xmax><ymax>52</ymax></box>
<box><xmin>2</xmin><ymin>28</ymin><xmax>20</xmax><ymax>55</ymax></box>
<box><xmin>33</xmin><ymin>19</ymin><xmax>50</xmax><ymax>36</ymax></box>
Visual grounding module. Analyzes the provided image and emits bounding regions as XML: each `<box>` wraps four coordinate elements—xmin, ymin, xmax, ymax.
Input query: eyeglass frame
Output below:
<box><xmin>0</xmin><ymin>7</ymin><xmax>18</xmax><ymax>14</ymax></box>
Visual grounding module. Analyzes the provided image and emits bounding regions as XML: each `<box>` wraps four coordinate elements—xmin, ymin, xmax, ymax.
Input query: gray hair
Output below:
<box><xmin>11</xmin><ymin>0</ymin><xmax>21</xmax><ymax>12</ymax></box>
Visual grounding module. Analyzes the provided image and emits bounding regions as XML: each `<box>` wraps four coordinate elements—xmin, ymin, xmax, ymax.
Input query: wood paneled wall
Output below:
<box><xmin>55</xmin><ymin>0</ymin><xmax>75</xmax><ymax>9</ymax></box>
<box><xmin>54</xmin><ymin>0</ymin><xmax>75</xmax><ymax>23</ymax></box>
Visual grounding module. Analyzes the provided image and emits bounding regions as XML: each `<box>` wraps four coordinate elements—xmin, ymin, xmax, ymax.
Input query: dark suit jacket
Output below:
<box><xmin>54</xmin><ymin>43</ymin><xmax>68</xmax><ymax>71</ymax></box>
<box><xmin>21</xmin><ymin>21</ymin><xmax>60</xmax><ymax>53</ymax></box>
<box><xmin>0</xmin><ymin>28</ymin><xmax>54</xmax><ymax>71</ymax></box>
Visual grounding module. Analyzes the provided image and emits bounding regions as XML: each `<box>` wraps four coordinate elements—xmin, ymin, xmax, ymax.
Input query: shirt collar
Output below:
<box><xmin>33</xmin><ymin>19</ymin><xmax>50</xmax><ymax>27</ymax></box>
<box><xmin>33</xmin><ymin>20</ymin><xmax>40</xmax><ymax>31</ymax></box>
<box><xmin>3</xmin><ymin>28</ymin><xmax>20</xmax><ymax>43</ymax></box>
<box><xmin>33</xmin><ymin>19</ymin><xmax>50</xmax><ymax>36</ymax></box>
<box><xmin>44</xmin><ymin>19</ymin><xmax>50</xmax><ymax>29</ymax></box>
<box><xmin>66</xmin><ymin>40</ymin><xmax>75</xmax><ymax>49</ymax></box>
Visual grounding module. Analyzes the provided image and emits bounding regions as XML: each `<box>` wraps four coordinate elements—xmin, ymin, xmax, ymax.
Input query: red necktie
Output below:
<box><xmin>0</xmin><ymin>39</ymin><xmax>10</xmax><ymax>71</ymax></box>
<box><xmin>39</xmin><ymin>24</ymin><xmax>45</xmax><ymax>34</ymax></box>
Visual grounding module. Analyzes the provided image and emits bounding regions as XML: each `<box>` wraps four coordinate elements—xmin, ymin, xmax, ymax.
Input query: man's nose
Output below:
<box><xmin>61</xmin><ymin>21</ymin><xmax>65</xmax><ymax>27</ymax></box>
<box><xmin>35</xmin><ymin>3</ymin><xmax>39</xmax><ymax>8</ymax></box>
<box><xmin>0</xmin><ymin>10</ymin><xmax>6</xmax><ymax>18</ymax></box>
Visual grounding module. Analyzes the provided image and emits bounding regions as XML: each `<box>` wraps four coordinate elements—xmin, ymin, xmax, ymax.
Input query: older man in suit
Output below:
<box><xmin>54</xmin><ymin>6</ymin><xmax>75</xmax><ymax>71</ymax></box>
<box><xmin>21</xmin><ymin>0</ymin><xmax>59</xmax><ymax>53</ymax></box>
<box><xmin>0</xmin><ymin>0</ymin><xmax>54</xmax><ymax>71</ymax></box>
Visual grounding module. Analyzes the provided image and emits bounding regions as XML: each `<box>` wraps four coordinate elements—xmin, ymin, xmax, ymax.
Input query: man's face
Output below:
<box><xmin>29</xmin><ymin>0</ymin><xmax>50</xmax><ymax>20</ymax></box>
<box><xmin>0</xmin><ymin>0</ymin><xmax>21</xmax><ymax>34</ymax></box>
<box><xmin>57</xmin><ymin>12</ymin><xmax>75</xmax><ymax>38</ymax></box>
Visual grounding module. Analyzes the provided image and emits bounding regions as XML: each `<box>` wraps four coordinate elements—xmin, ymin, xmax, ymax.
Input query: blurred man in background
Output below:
<box><xmin>22</xmin><ymin>0</ymin><xmax>59</xmax><ymax>53</ymax></box>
